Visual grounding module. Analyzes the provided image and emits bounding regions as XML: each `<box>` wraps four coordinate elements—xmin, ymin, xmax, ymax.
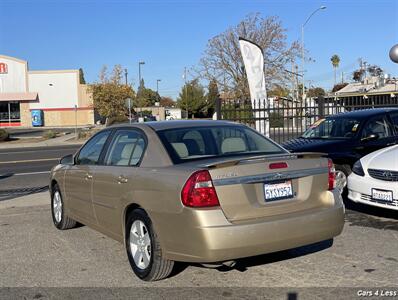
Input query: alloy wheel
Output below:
<box><xmin>129</xmin><ymin>220</ymin><xmax>152</xmax><ymax>269</ymax></box>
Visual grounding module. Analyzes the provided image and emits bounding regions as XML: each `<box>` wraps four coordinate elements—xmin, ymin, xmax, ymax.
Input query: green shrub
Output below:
<box><xmin>106</xmin><ymin>115</ymin><xmax>128</xmax><ymax>126</ymax></box>
<box><xmin>0</xmin><ymin>129</ymin><xmax>9</xmax><ymax>141</ymax></box>
<box><xmin>269</xmin><ymin>112</ymin><xmax>284</xmax><ymax>128</ymax></box>
<box><xmin>43</xmin><ymin>130</ymin><xmax>57</xmax><ymax>139</ymax></box>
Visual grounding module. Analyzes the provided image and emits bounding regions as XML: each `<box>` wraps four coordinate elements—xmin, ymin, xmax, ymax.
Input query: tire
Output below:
<box><xmin>125</xmin><ymin>209</ymin><xmax>174</xmax><ymax>281</ymax></box>
<box><xmin>335</xmin><ymin>164</ymin><xmax>351</xmax><ymax>195</ymax></box>
<box><xmin>51</xmin><ymin>184</ymin><xmax>77</xmax><ymax>230</ymax></box>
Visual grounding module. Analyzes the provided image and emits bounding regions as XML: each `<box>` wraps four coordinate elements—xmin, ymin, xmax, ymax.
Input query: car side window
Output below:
<box><xmin>105</xmin><ymin>129</ymin><xmax>146</xmax><ymax>166</ymax></box>
<box><xmin>362</xmin><ymin>116</ymin><xmax>393</xmax><ymax>139</ymax></box>
<box><xmin>389</xmin><ymin>112</ymin><xmax>398</xmax><ymax>134</ymax></box>
<box><xmin>76</xmin><ymin>131</ymin><xmax>111</xmax><ymax>165</ymax></box>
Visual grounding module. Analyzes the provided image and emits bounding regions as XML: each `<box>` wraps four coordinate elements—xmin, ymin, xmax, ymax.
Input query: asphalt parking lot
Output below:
<box><xmin>0</xmin><ymin>192</ymin><xmax>397</xmax><ymax>299</ymax></box>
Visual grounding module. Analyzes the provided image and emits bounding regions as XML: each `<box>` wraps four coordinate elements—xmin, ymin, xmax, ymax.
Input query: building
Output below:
<box><xmin>0</xmin><ymin>54</ymin><xmax>94</xmax><ymax>127</ymax></box>
<box><xmin>330</xmin><ymin>75</ymin><xmax>398</xmax><ymax>105</ymax></box>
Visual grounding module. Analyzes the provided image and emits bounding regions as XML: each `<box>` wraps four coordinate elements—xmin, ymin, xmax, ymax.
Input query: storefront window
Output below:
<box><xmin>0</xmin><ymin>101</ymin><xmax>21</xmax><ymax>125</ymax></box>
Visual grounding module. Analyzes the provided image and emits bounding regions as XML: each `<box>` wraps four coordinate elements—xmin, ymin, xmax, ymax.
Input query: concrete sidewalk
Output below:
<box><xmin>0</xmin><ymin>191</ymin><xmax>48</xmax><ymax>209</ymax></box>
<box><xmin>0</xmin><ymin>133</ymin><xmax>84</xmax><ymax>149</ymax></box>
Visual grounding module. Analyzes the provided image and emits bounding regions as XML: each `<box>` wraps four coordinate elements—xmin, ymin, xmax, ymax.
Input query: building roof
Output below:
<box><xmin>336</xmin><ymin>77</ymin><xmax>398</xmax><ymax>96</ymax></box>
<box><xmin>0</xmin><ymin>92</ymin><xmax>38</xmax><ymax>102</ymax></box>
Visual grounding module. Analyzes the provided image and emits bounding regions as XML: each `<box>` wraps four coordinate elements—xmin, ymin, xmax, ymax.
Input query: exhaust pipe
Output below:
<box><xmin>222</xmin><ymin>260</ymin><xmax>236</xmax><ymax>268</ymax></box>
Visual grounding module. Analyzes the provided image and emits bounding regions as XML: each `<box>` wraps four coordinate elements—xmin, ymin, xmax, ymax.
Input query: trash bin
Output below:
<box><xmin>31</xmin><ymin>110</ymin><xmax>44</xmax><ymax>127</ymax></box>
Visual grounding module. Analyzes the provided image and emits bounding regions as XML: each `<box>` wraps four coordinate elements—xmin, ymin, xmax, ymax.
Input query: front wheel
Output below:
<box><xmin>335</xmin><ymin>164</ymin><xmax>351</xmax><ymax>194</ymax></box>
<box><xmin>125</xmin><ymin>209</ymin><xmax>174</xmax><ymax>281</ymax></box>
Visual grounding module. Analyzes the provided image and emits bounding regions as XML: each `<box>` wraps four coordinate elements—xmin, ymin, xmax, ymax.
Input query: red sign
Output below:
<box><xmin>0</xmin><ymin>63</ymin><xmax>8</xmax><ymax>74</ymax></box>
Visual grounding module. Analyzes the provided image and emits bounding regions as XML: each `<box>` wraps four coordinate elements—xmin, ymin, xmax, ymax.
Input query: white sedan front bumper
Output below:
<box><xmin>347</xmin><ymin>172</ymin><xmax>398</xmax><ymax>211</ymax></box>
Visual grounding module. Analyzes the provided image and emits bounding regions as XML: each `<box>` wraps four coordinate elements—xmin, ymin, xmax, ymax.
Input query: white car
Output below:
<box><xmin>347</xmin><ymin>145</ymin><xmax>398</xmax><ymax>210</ymax></box>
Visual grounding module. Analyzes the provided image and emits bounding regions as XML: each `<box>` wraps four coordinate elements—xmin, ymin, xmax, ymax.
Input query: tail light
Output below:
<box><xmin>269</xmin><ymin>162</ymin><xmax>288</xmax><ymax>169</ymax></box>
<box><xmin>181</xmin><ymin>170</ymin><xmax>220</xmax><ymax>207</ymax></box>
<box><xmin>328</xmin><ymin>159</ymin><xmax>336</xmax><ymax>190</ymax></box>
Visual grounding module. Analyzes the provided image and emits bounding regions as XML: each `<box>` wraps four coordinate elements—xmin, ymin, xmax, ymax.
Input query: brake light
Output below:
<box><xmin>328</xmin><ymin>159</ymin><xmax>336</xmax><ymax>190</ymax></box>
<box><xmin>269</xmin><ymin>162</ymin><xmax>288</xmax><ymax>169</ymax></box>
<box><xmin>181</xmin><ymin>170</ymin><xmax>220</xmax><ymax>207</ymax></box>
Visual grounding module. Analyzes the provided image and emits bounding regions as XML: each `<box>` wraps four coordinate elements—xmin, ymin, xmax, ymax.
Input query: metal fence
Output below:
<box><xmin>216</xmin><ymin>95</ymin><xmax>398</xmax><ymax>144</ymax></box>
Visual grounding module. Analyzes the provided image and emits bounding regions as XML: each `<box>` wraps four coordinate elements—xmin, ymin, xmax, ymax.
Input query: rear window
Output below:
<box><xmin>156</xmin><ymin>125</ymin><xmax>286</xmax><ymax>164</ymax></box>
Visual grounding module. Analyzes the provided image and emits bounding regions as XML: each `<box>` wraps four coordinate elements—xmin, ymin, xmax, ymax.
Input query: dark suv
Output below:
<box><xmin>282</xmin><ymin>108</ymin><xmax>398</xmax><ymax>191</ymax></box>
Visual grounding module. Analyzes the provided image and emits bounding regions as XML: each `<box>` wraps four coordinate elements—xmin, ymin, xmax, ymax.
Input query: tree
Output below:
<box><xmin>332</xmin><ymin>82</ymin><xmax>348</xmax><ymax>93</ymax></box>
<box><xmin>330</xmin><ymin>55</ymin><xmax>340</xmax><ymax>86</ymax></box>
<box><xmin>206</xmin><ymin>78</ymin><xmax>219</xmax><ymax>117</ymax></box>
<box><xmin>307</xmin><ymin>87</ymin><xmax>326</xmax><ymax>98</ymax></box>
<box><xmin>268</xmin><ymin>84</ymin><xmax>290</xmax><ymax>98</ymax></box>
<box><xmin>353</xmin><ymin>69</ymin><xmax>365</xmax><ymax>82</ymax></box>
<box><xmin>160</xmin><ymin>96</ymin><xmax>176</xmax><ymax>107</ymax></box>
<box><xmin>367</xmin><ymin>65</ymin><xmax>383</xmax><ymax>77</ymax></box>
<box><xmin>90</xmin><ymin>64</ymin><xmax>135</xmax><ymax>123</ymax></box>
<box><xmin>79</xmin><ymin>68</ymin><xmax>86</xmax><ymax>84</ymax></box>
<box><xmin>135</xmin><ymin>79</ymin><xmax>160</xmax><ymax>107</ymax></box>
<box><xmin>177</xmin><ymin>79</ymin><xmax>207</xmax><ymax>118</ymax></box>
<box><xmin>197</xmin><ymin>13</ymin><xmax>300</xmax><ymax>99</ymax></box>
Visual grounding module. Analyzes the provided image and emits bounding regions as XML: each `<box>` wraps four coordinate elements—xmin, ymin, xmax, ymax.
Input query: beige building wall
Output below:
<box><xmin>20</xmin><ymin>102</ymin><xmax>31</xmax><ymax>127</ymax></box>
<box><xmin>43</xmin><ymin>109</ymin><xmax>94</xmax><ymax>127</ymax></box>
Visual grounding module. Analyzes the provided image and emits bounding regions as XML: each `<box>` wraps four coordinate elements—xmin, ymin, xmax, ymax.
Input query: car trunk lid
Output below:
<box><xmin>206</xmin><ymin>153</ymin><xmax>331</xmax><ymax>222</ymax></box>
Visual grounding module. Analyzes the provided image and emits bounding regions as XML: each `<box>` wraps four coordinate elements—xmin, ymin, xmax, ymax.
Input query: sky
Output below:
<box><xmin>1</xmin><ymin>0</ymin><xmax>397</xmax><ymax>99</ymax></box>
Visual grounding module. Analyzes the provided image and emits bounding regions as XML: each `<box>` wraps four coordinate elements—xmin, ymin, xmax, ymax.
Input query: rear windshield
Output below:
<box><xmin>156</xmin><ymin>125</ymin><xmax>286</xmax><ymax>164</ymax></box>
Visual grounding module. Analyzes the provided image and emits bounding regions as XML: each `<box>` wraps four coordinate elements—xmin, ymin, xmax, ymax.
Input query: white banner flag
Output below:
<box><xmin>238</xmin><ymin>37</ymin><xmax>269</xmax><ymax>136</ymax></box>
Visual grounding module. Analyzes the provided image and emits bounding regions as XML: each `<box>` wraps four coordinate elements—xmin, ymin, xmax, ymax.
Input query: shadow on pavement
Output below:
<box><xmin>0</xmin><ymin>173</ymin><xmax>14</xmax><ymax>180</ymax></box>
<box><xmin>168</xmin><ymin>239</ymin><xmax>333</xmax><ymax>278</ymax></box>
<box><xmin>343</xmin><ymin>198</ymin><xmax>398</xmax><ymax>220</ymax></box>
<box><xmin>0</xmin><ymin>186</ymin><xmax>49</xmax><ymax>201</ymax></box>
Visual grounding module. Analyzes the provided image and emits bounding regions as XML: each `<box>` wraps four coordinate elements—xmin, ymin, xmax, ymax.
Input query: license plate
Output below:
<box><xmin>264</xmin><ymin>180</ymin><xmax>293</xmax><ymax>202</ymax></box>
<box><xmin>372</xmin><ymin>189</ymin><xmax>393</xmax><ymax>202</ymax></box>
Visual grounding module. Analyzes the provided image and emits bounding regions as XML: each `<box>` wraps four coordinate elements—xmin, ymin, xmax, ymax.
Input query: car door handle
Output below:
<box><xmin>117</xmin><ymin>175</ymin><xmax>128</xmax><ymax>184</ymax></box>
<box><xmin>85</xmin><ymin>173</ymin><xmax>93</xmax><ymax>180</ymax></box>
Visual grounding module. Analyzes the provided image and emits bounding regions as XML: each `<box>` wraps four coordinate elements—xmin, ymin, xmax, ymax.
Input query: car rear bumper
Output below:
<box><xmin>161</xmin><ymin>190</ymin><xmax>345</xmax><ymax>263</ymax></box>
<box><xmin>347</xmin><ymin>173</ymin><xmax>398</xmax><ymax>210</ymax></box>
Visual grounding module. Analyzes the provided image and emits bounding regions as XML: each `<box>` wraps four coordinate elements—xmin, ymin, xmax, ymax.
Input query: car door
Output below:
<box><xmin>64</xmin><ymin>130</ymin><xmax>112</xmax><ymax>224</ymax></box>
<box><xmin>91</xmin><ymin>128</ymin><xmax>146</xmax><ymax>237</ymax></box>
<box><xmin>357</xmin><ymin>115</ymin><xmax>396</xmax><ymax>156</ymax></box>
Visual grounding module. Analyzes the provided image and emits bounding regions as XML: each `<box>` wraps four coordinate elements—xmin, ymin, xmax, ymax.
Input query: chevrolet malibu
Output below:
<box><xmin>50</xmin><ymin>120</ymin><xmax>345</xmax><ymax>281</ymax></box>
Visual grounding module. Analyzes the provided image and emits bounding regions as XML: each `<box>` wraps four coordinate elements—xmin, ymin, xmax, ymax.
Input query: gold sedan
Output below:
<box><xmin>50</xmin><ymin>120</ymin><xmax>345</xmax><ymax>281</ymax></box>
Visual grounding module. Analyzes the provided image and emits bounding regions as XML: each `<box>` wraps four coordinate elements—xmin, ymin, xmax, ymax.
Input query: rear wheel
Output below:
<box><xmin>125</xmin><ymin>209</ymin><xmax>174</xmax><ymax>281</ymax></box>
<box><xmin>51</xmin><ymin>184</ymin><xmax>76</xmax><ymax>230</ymax></box>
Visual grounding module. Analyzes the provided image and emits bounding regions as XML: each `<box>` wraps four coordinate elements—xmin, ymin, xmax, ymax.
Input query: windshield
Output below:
<box><xmin>302</xmin><ymin>117</ymin><xmax>361</xmax><ymax>139</ymax></box>
<box><xmin>157</xmin><ymin>125</ymin><xmax>287</xmax><ymax>164</ymax></box>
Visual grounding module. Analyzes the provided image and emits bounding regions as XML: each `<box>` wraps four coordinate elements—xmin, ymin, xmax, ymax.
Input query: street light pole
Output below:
<box><xmin>301</xmin><ymin>5</ymin><xmax>326</xmax><ymax>103</ymax></box>
<box><xmin>138</xmin><ymin>61</ymin><xmax>145</xmax><ymax>85</ymax></box>
<box><xmin>156</xmin><ymin>79</ymin><xmax>161</xmax><ymax>93</ymax></box>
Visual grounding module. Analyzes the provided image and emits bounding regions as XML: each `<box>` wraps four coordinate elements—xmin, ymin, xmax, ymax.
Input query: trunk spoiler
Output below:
<box><xmin>201</xmin><ymin>152</ymin><xmax>327</xmax><ymax>169</ymax></box>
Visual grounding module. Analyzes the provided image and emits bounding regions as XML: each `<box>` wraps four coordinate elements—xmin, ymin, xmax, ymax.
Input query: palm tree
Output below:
<box><xmin>330</xmin><ymin>55</ymin><xmax>340</xmax><ymax>86</ymax></box>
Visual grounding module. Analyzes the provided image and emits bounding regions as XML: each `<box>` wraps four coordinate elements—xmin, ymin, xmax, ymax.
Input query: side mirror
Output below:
<box><xmin>361</xmin><ymin>133</ymin><xmax>379</xmax><ymax>142</ymax></box>
<box><xmin>60</xmin><ymin>154</ymin><xmax>74</xmax><ymax>165</ymax></box>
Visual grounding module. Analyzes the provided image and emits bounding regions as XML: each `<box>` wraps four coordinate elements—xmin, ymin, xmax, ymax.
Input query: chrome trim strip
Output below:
<box><xmin>212</xmin><ymin>167</ymin><xmax>328</xmax><ymax>186</ymax></box>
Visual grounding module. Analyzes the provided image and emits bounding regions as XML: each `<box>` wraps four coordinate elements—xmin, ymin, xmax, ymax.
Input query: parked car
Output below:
<box><xmin>283</xmin><ymin>108</ymin><xmax>398</xmax><ymax>191</ymax></box>
<box><xmin>50</xmin><ymin>120</ymin><xmax>344</xmax><ymax>281</ymax></box>
<box><xmin>347</xmin><ymin>144</ymin><xmax>398</xmax><ymax>210</ymax></box>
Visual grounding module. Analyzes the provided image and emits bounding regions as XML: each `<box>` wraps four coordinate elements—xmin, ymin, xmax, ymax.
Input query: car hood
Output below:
<box><xmin>361</xmin><ymin>144</ymin><xmax>398</xmax><ymax>171</ymax></box>
<box><xmin>282</xmin><ymin>137</ymin><xmax>350</xmax><ymax>152</ymax></box>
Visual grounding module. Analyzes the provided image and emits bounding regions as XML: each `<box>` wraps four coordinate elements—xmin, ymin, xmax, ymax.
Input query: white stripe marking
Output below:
<box><xmin>14</xmin><ymin>171</ymin><xmax>51</xmax><ymax>176</ymax></box>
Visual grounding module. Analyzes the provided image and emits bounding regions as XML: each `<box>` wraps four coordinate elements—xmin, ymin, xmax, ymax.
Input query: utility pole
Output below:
<box><xmin>124</xmin><ymin>68</ymin><xmax>128</xmax><ymax>85</ymax></box>
<box><xmin>184</xmin><ymin>67</ymin><xmax>188</xmax><ymax>119</ymax></box>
